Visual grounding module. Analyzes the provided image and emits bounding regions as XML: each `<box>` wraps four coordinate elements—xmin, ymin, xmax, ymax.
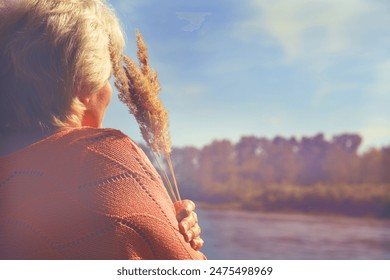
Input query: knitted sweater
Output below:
<box><xmin>0</xmin><ymin>127</ymin><xmax>206</xmax><ymax>260</ymax></box>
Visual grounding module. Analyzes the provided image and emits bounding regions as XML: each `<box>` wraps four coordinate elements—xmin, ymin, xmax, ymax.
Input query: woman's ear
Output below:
<box><xmin>77</xmin><ymin>94</ymin><xmax>91</xmax><ymax>107</ymax></box>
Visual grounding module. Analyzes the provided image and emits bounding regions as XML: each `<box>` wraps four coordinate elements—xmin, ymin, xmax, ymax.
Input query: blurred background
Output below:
<box><xmin>105</xmin><ymin>0</ymin><xmax>390</xmax><ymax>259</ymax></box>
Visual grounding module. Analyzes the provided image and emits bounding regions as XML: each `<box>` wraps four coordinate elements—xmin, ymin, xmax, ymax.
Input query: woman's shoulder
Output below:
<box><xmin>0</xmin><ymin>126</ymin><xmax>139</xmax><ymax>159</ymax></box>
<box><xmin>67</xmin><ymin>127</ymin><xmax>151</xmax><ymax>167</ymax></box>
<box><xmin>35</xmin><ymin>127</ymin><xmax>144</xmax><ymax>159</ymax></box>
<box><xmin>1</xmin><ymin>126</ymin><xmax>155</xmax><ymax>181</ymax></box>
<box><xmin>64</xmin><ymin>127</ymin><xmax>134</xmax><ymax>147</ymax></box>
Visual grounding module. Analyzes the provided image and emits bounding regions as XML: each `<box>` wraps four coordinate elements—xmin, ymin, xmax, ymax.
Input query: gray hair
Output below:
<box><xmin>0</xmin><ymin>0</ymin><xmax>125</xmax><ymax>130</ymax></box>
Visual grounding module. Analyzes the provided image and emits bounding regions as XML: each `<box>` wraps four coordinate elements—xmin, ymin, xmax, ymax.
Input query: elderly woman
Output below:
<box><xmin>0</xmin><ymin>0</ymin><xmax>205</xmax><ymax>259</ymax></box>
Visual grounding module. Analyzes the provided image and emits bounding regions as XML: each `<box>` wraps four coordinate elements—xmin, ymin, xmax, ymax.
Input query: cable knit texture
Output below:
<box><xmin>0</xmin><ymin>127</ymin><xmax>206</xmax><ymax>260</ymax></box>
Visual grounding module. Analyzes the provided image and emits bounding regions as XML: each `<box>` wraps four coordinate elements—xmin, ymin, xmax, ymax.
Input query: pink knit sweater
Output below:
<box><xmin>0</xmin><ymin>127</ymin><xmax>206</xmax><ymax>259</ymax></box>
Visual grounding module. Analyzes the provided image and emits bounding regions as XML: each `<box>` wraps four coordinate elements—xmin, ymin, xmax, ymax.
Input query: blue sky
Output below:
<box><xmin>104</xmin><ymin>0</ymin><xmax>390</xmax><ymax>151</ymax></box>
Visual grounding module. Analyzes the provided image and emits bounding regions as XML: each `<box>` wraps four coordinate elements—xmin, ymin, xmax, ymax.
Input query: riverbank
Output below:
<box><xmin>194</xmin><ymin>184</ymin><xmax>390</xmax><ymax>219</ymax></box>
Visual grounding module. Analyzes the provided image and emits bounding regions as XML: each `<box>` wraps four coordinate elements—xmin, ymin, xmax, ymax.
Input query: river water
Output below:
<box><xmin>196</xmin><ymin>208</ymin><xmax>390</xmax><ymax>259</ymax></box>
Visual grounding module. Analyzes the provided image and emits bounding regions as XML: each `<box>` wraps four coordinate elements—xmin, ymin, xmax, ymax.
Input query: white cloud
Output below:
<box><xmin>235</xmin><ymin>0</ymin><xmax>390</xmax><ymax>113</ymax></box>
<box><xmin>235</xmin><ymin>0</ymin><xmax>379</xmax><ymax>63</ymax></box>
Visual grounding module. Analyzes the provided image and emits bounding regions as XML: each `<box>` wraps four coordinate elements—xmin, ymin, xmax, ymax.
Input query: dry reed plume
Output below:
<box><xmin>113</xmin><ymin>30</ymin><xmax>181</xmax><ymax>202</ymax></box>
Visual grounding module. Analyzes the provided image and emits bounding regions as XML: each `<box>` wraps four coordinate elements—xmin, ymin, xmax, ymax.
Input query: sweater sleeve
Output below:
<box><xmin>78</xmin><ymin>129</ymin><xmax>206</xmax><ymax>260</ymax></box>
<box><xmin>118</xmin><ymin>133</ymin><xmax>206</xmax><ymax>260</ymax></box>
<box><xmin>120</xmin><ymin>213</ymin><xmax>206</xmax><ymax>260</ymax></box>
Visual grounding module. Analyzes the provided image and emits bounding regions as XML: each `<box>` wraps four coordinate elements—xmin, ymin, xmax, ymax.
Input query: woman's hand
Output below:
<box><xmin>174</xmin><ymin>200</ymin><xmax>204</xmax><ymax>251</ymax></box>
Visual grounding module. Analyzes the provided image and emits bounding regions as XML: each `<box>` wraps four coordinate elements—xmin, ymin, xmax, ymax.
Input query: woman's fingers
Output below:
<box><xmin>174</xmin><ymin>200</ymin><xmax>195</xmax><ymax>222</ymax></box>
<box><xmin>190</xmin><ymin>223</ymin><xmax>201</xmax><ymax>239</ymax></box>
<box><xmin>179</xmin><ymin>212</ymin><xmax>197</xmax><ymax>236</ymax></box>
<box><xmin>190</xmin><ymin>237</ymin><xmax>204</xmax><ymax>251</ymax></box>
<box><xmin>182</xmin><ymin>222</ymin><xmax>201</xmax><ymax>243</ymax></box>
<box><xmin>174</xmin><ymin>199</ymin><xmax>204</xmax><ymax>249</ymax></box>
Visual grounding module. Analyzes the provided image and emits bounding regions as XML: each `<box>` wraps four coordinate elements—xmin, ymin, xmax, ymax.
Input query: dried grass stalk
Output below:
<box><xmin>113</xmin><ymin>30</ymin><xmax>181</xmax><ymax>202</ymax></box>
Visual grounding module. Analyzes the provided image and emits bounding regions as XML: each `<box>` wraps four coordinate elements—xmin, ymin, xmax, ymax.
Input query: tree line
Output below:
<box><xmin>141</xmin><ymin>133</ymin><xmax>390</xmax><ymax>218</ymax></box>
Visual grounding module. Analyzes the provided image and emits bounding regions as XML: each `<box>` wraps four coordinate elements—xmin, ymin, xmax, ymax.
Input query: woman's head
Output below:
<box><xmin>0</xmin><ymin>0</ymin><xmax>125</xmax><ymax>130</ymax></box>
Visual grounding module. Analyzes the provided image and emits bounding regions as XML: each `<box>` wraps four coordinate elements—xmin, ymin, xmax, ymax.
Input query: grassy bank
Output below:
<box><xmin>194</xmin><ymin>184</ymin><xmax>390</xmax><ymax>219</ymax></box>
